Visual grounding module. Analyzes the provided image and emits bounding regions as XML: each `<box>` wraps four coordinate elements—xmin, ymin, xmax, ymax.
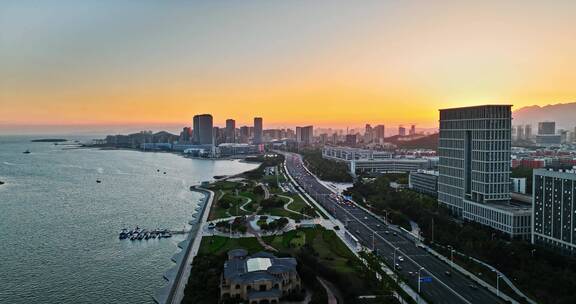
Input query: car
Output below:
<box><xmin>398</xmin><ymin>256</ymin><xmax>404</xmax><ymax>262</ymax></box>
<box><xmin>364</xmin><ymin>216</ymin><xmax>368</xmax><ymax>220</ymax></box>
<box><xmin>385</xmin><ymin>230</ymin><xmax>390</xmax><ymax>234</ymax></box>
<box><xmin>395</xmin><ymin>264</ymin><xmax>402</xmax><ymax>271</ymax></box>
<box><xmin>393</xmin><ymin>232</ymin><xmax>397</xmax><ymax>236</ymax></box>
<box><xmin>468</xmin><ymin>284</ymin><xmax>477</xmax><ymax>290</ymax></box>
<box><xmin>444</xmin><ymin>271</ymin><xmax>451</xmax><ymax>276</ymax></box>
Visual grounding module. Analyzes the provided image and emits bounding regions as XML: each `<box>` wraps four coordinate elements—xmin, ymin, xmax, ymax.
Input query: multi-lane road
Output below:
<box><xmin>282</xmin><ymin>152</ymin><xmax>503</xmax><ymax>304</ymax></box>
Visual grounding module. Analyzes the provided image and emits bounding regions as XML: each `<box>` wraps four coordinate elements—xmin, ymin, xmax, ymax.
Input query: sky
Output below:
<box><xmin>1</xmin><ymin>0</ymin><xmax>576</xmax><ymax>134</ymax></box>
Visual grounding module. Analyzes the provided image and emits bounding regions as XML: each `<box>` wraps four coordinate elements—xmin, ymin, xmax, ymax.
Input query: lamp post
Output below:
<box><xmin>494</xmin><ymin>271</ymin><xmax>502</xmax><ymax>297</ymax></box>
<box><xmin>448</xmin><ymin>245</ymin><xmax>455</xmax><ymax>268</ymax></box>
<box><xmin>418</xmin><ymin>267</ymin><xmax>425</xmax><ymax>293</ymax></box>
<box><xmin>382</xmin><ymin>210</ymin><xmax>389</xmax><ymax>225</ymax></box>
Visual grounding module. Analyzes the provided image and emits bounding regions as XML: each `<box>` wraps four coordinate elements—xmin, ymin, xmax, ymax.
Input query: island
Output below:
<box><xmin>31</xmin><ymin>139</ymin><xmax>67</xmax><ymax>142</ymax></box>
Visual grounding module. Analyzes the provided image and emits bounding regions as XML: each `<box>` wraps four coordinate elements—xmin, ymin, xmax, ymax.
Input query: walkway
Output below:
<box><xmin>257</xmin><ymin>182</ymin><xmax>271</xmax><ymax>199</ymax></box>
<box><xmin>246</xmin><ymin>214</ymin><xmax>278</xmax><ymax>252</ymax></box>
<box><xmin>317</xmin><ymin>277</ymin><xmax>339</xmax><ymax>304</ymax></box>
<box><xmin>238</xmin><ymin>196</ymin><xmax>252</xmax><ymax>213</ymax></box>
<box><xmin>279</xmin><ymin>194</ymin><xmax>312</xmax><ymax>218</ymax></box>
<box><xmin>157</xmin><ymin>187</ymin><xmax>215</xmax><ymax>304</ymax></box>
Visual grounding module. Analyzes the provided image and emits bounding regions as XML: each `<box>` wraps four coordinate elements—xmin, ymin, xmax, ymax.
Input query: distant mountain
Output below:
<box><xmin>513</xmin><ymin>102</ymin><xmax>576</xmax><ymax>129</ymax></box>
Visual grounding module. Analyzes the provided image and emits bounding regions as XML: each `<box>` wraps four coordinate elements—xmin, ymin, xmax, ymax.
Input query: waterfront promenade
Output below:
<box><xmin>154</xmin><ymin>186</ymin><xmax>214</xmax><ymax>304</ymax></box>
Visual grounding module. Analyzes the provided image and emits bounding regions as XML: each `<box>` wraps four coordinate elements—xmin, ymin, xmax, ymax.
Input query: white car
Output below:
<box><xmin>398</xmin><ymin>256</ymin><xmax>404</xmax><ymax>262</ymax></box>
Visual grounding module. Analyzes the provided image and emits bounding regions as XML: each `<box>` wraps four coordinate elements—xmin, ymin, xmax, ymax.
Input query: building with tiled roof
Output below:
<box><xmin>220</xmin><ymin>249</ymin><xmax>301</xmax><ymax>303</ymax></box>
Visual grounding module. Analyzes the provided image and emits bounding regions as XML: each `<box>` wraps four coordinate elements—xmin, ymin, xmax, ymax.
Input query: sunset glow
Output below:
<box><xmin>2</xmin><ymin>0</ymin><xmax>576</xmax><ymax>132</ymax></box>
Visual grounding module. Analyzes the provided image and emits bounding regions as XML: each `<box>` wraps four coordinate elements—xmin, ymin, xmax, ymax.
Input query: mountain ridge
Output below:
<box><xmin>513</xmin><ymin>102</ymin><xmax>576</xmax><ymax>129</ymax></box>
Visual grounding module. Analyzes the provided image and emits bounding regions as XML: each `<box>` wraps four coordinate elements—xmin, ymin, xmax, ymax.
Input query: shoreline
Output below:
<box><xmin>154</xmin><ymin>186</ymin><xmax>215</xmax><ymax>304</ymax></box>
<box><xmin>80</xmin><ymin>144</ymin><xmax>260</xmax><ymax>161</ymax></box>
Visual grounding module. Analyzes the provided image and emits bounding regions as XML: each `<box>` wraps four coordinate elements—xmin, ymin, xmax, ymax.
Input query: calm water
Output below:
<box><xmin>0</xmin><ymin>136</ymin><xmax>257</xmax><ymax>304</ymax></box>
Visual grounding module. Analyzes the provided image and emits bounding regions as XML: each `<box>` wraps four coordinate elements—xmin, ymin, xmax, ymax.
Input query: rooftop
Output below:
<box><xmin>246</xmin><ymin>257</ymin><xmax>272</xmax><ymax>272</ymax></box>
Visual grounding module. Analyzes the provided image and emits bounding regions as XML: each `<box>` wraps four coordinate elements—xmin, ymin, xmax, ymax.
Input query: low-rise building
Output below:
<box><xmin>409</xmin><ymin>170</ymin><xmax>439</xmax><ymax>197</ymax></box>
<box><xmin>218</xmin><ymin>143</ymin><xmax>260</xmax><ymax>157</ymax></box>
<box><xmin>220</xmin><ymin>249</ymin><xmax>301</xmax><ymax>304</ymax></box>
<box><xmin>462</xmin><ymin>200</ymin><xmax>532</xmax><ymax>238</ymax></box>
<box><xmin>322</xmin><ymin>146</ymin><xmax>434</xmax><ymax>176</ymax></box>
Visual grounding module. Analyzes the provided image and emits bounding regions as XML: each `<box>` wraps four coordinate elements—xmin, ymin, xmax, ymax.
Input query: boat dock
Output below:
<box><xmin>118</xmin><ymin>227</ymin><xmax>189</xmax><ymax>241</ymax></box>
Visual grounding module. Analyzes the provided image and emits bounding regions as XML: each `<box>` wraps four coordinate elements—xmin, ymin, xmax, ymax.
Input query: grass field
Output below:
<box><xmin>197</xmin><ymin>235</ymin><xmax>264</xmax><ymax>256</ymax></box>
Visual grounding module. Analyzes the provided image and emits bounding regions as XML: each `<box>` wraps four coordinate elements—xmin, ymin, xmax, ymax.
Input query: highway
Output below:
<box><xmin>282</xmin><ymin>152</ymin><xmax>504</xmax><ymax>304</ymax></box>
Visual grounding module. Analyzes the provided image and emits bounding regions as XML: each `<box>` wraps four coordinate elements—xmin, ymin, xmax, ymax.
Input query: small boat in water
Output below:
<box><xmin>23</xmin><ymin>150</ymin><xmax>31</xmax><ymax>154</ymax></box>
<box><xmin>96</xmin><ymin>180</ymin><xmax>102</xmax><ymax>183</ymax></box>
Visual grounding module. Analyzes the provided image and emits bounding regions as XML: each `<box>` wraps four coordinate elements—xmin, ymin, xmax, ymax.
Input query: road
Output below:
<box><xmin>282</xmin><ymin>152</ymin><xmax>504</xmax><ymax>304</ymax></box>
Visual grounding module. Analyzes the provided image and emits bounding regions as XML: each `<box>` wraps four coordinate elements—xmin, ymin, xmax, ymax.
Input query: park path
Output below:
<box><xmin>278</xmin><ymin>194</ymin><xmax>311</xmax><ymax>218</ymax></box>
<box><xmin>238</xmin><ymin>196</ymin><xmax>252</xmax><ymax>213</ymax></box>
<box><xmin>317</xmin><ymin>277</ymin><xmax>339</xmax><ymax>304</ymax></box>
<box><xmin>257</xmin><ymin>182</ymin><xmax>271</xmax><ymax>199</ymax></box>
<box><xmin>246</xmin><ymin>214</ymin><xmax>278</xmax><ymax>252</ymax></box>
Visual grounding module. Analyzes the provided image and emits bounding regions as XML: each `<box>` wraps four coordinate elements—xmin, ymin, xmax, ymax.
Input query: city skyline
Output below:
<box><xmin>2</xmin><ymin>0</ymin><xmax>576</xmax><ymax>133</ymax></box>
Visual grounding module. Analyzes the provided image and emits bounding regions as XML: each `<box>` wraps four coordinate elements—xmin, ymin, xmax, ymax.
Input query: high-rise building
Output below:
<box><xmin>253</xmin><ymin>117</ymin><xmax>263</xmax><ymax>144</ymax></box>
<box><xmin>516</xmin><ymin>125</ymin><xmax>524</xmax><ymax>141</ymax></box>
<box><xmin>193</xmin><ymin>114</ymin><xmax>214</xmax><ymax>145</ymax></box>
<box><xmin>225</xmin><ymin>119</ymin><xmax>236</xmax><ymax>143</ymax></box>
<box><xmin>345</xmin><ymin>134</ymin><xmax>357</xmax><ymax>146</ymax></box>
<box><xmin>532</xmin><ymin>169</ymin><xmax>576</xmax><ymax>253</ymax></box>
<box><xmin>239</xmin><ymin>126</ymin><xmax>250</xmax><ymax>143</ymax></box>
<box><xmin>538</xmin><ymin>122</ymin><xmax>556</xmax><ymax>135</ymax></box>
<box><xmin>296</xmin><ymin>126</ymin><xmax>313</xmax><ymax>145</ymax></box>
<box><xmin>364</xmin><ymin>124</ymin><xmax>373</xmax><ymax>143</ymax></box>
<box><xmin>409</xmin><ymin>124</ymin><xmax>416</xmax><ymax>136</ymax></box>
<box><xmin>179</xmin><ymin>127</ymin><xmax>192</xmax><ymax>143</ymax></box>
<box><xmin>560</xmin><ymin>129</ymin><xmax>569</xmax><ymax>144</ymax></box>
<box><xmin>331</xmin><ymin>133</ymin><xmax>338</xmax><ymax>144</ymax></box>
<box><xmin>536</xmin><ymin>121</ymin><xmax>561</xmax><ymax>146</ymax></box>
<box><xmin>525</xmin><ymin>124</ymin><xmax>532</xmax><ymax>140</ymax></box>
<box><xmin>438</xmin><ymin>105</ymin><xmax>531</xmax><ymax>238</ymax></box>
<box><xmin>374</xmin><ymin>125</ymin><xmax>385</xmax><ymax>142</ymax></box>
<box><xmin>213</xmin><ymin>126</ymin><xmax>225</xmax><ymax>144</ymax></box>
<box><xmin>398</xmin><ymin>125</ymin><xmax>406</xmax><ymax>136</ymax></box>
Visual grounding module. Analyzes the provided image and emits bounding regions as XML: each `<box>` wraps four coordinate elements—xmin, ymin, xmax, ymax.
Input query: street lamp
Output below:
<box><xmin>417</xmin><ymin>267</ymin><xmax>425</xmax><ymax>293</ymax></box>
<box><xmin>382</xmin><ymin>209</ymin><xmax>390</xmax><ymax>225</ymax></box>
<box><xmin>448</xmin><ymin>245</ymin><xmax>455</xmax><ymax>268</ymax></box>
<box><xmin>494</xmin><ymin>271</ymin><xmax>502</xmax><ymax>297</ymax></box>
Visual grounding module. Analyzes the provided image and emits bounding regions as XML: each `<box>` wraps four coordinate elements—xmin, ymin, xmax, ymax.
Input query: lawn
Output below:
<box><xmin>284</xmin><ymin>194</ymin><xmax>311</xmax><ymax>214</ymax></box>
<box><xmin>197</xmin><ymin>235</ymin><xmax>264</xmax><ymax>256</ymax></box>
<box><xmin>208</xmin><ymin>193</ymin><xmax>252</xmax><ymax>220</ymax></box>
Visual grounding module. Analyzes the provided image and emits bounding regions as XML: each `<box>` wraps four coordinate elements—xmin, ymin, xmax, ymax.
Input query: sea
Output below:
<box><xmin>0</xmin><ymin>135</ymin><xmax>258</xmax><ymax>304</ymax></box>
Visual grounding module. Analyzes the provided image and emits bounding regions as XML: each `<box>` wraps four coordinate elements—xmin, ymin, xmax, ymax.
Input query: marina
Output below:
<box><xmin>119</xmin><ymin>227</ymin><xmax>189</xmax><ymax>241</ymax></box>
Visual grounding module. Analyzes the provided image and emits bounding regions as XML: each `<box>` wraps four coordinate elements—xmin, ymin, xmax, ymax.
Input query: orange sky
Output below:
<box><xmin>1</xmin><ymin>1</ymin><xmax>576</xmax><ymax>132</ymax></box>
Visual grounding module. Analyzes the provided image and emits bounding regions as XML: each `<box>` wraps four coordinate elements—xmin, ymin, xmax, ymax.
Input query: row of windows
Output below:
<box><xmin>439</xmin><ymin>118</ymin><xmax>511</xmax><ymax>130</ymax></box>
<box><xmin>439</xmin><ymin>106</ymin><xmax>511</xmax><ymax>121</ymax></box>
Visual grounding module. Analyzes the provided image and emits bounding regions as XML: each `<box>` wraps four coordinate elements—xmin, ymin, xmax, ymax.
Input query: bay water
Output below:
<box><xmin>0</xmin><ymin>136</ymin><xmax>257</xmax><ymax>303</ymax></box>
